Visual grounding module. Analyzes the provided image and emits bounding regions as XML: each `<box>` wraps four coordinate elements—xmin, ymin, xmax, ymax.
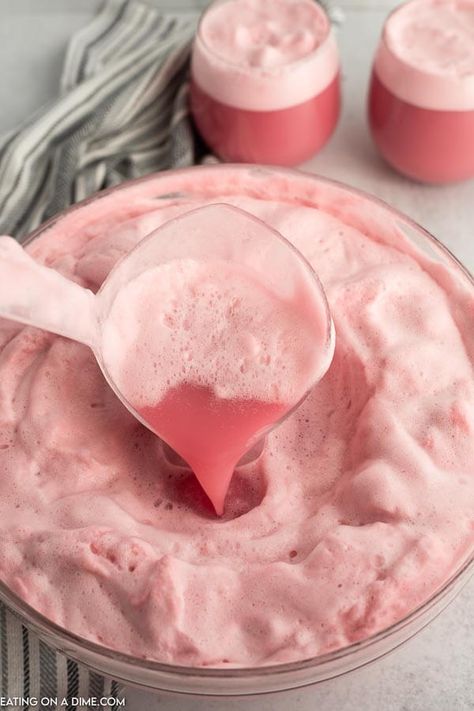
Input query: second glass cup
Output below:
<box><xmin>368</xmin><ymin>0</ymin><xmax>474</xmax><ymax>184</ymax></box>
<box><xmin>190</xmin><ymin>0</ymin><xmax>341</xmax><ymax>165</ymax></box>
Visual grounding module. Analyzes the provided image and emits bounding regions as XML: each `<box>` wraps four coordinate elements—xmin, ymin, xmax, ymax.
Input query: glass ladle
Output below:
<box><xmin>0</xmin><ymin>204</ymin><xmax>335</xmax><ymax>514</ymax></box>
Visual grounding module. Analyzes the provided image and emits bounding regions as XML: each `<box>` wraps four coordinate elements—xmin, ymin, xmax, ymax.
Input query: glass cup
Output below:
<box><xmin>368</xmin><ymin>0</ymin><xmax>474</xmax><ymax>184</ymax></box>
<box><xmin>1</xmin><ymin>165</ymin><xmax>472</xmax><ymax>697</ymax></box>
<box><xmin>190</xmin><ymin>0</ymin><xmax>341</xmax><ymax>165</ymax></box>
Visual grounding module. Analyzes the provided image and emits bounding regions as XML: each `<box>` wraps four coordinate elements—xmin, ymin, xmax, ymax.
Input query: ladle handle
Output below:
<box><xmin>0</xmin><ymin>236</ymin><xmax>98</xmax><ymax>348</ymax></box>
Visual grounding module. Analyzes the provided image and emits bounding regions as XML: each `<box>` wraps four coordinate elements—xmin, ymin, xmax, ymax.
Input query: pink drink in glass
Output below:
<box><xmin>190</xmin><ymin>74</ymin><xmax>340</xmax><ymax>165</ymax></box>
<box><xmin>190</xmin><ymin>0</ymin><xmax>340</xmax><ymax>165</ymax></box>
<box><xmin>368</xmin><ymin>0</ymin><xmax>474</xmax><ymax>184</ymax></box>
<box><xmin>369</xmin><ymin>72</ymin><xmax>474</xmax><ymax>184</ymax></box>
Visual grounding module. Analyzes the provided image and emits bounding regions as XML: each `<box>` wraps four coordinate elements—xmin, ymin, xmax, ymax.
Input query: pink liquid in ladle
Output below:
<box><xmin>0</xmin><ymin>204</ymin><xmax>334</xmax><ymax>514</ymax></box>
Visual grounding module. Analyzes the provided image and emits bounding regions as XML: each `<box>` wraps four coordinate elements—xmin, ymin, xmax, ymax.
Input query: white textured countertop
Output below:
<box><xmin>0</xmin><ymin>1</ymin><xmax>473</xmax><ymax>709</ymax></box>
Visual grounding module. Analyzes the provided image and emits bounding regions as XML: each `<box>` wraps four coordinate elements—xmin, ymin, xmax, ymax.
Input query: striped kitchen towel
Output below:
<box><xmin>0</xmin><ymin>604</ymin><xmax>122</xmax><ymax>708</ymax></box>
<box><xmin>0</xmin><ymin>0</ymin><xmax>199</xmax><ymax>239</ymax></box>
<box><xmin>0</xmin><ymin>0</ymin><xmax>198</xmax><ymax>705</ymax></box>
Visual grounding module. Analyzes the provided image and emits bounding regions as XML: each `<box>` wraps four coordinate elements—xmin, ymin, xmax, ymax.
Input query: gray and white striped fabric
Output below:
<box><xmin>0</xmin><ymin>0</ymin><xmax>198</xmax><ymax>704</ymax></box>
<box><xmin>0</xmin><ymin>0</ymin><xmax>199</xmax><ymax>238</ymax></box>
<box><xmin>0</xmin><ymin>605</ymin><xmax>122</xmax><ymax>707</ymax></box>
